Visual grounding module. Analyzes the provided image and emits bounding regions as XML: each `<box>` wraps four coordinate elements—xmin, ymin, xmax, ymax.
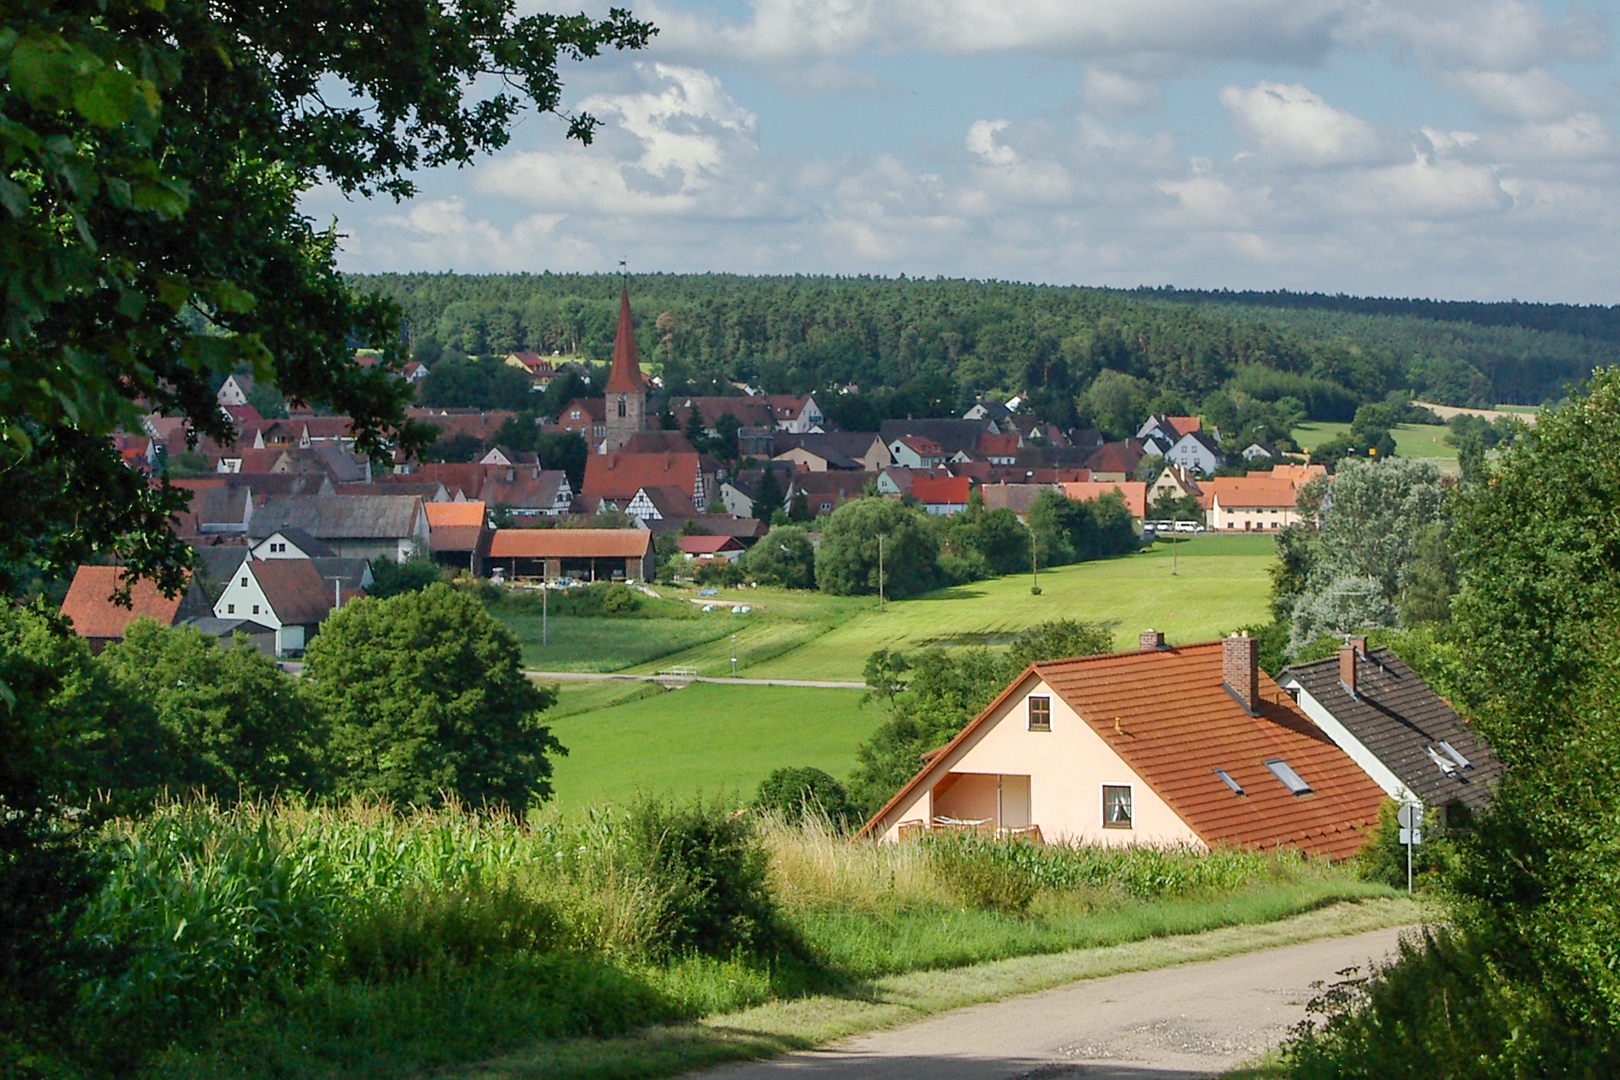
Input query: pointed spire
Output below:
<box><xmin>605</xmin><ymin>286</ymin><xmax>644</xmax><ymax>393</ymax></box>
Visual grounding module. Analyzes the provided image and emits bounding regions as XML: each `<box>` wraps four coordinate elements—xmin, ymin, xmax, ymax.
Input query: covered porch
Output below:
<box><xmin>895</xmin><ymin>772</ymin><xmax>1042</xmax><ymax>842</ymax></box>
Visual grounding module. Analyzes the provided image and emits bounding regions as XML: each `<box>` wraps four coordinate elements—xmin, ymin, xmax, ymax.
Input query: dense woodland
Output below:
<box><xmin>354</xmin><ymin>274</ymin><xmax>1619</xmax><ymax>420</ymax></box>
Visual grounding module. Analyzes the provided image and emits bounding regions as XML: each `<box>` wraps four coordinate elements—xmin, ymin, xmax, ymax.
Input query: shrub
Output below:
<box><xmin>693</xmin><ymin>560</ymin><xmax>746</xmax><ymax>587</ymax></box>
<box><xmin>753</xmin><ymin>767</ymin><xmax>858</xmax><ymax>830</ymax></box>
<box><xmin>624</xmin><ymin>797</ymin><xmax>791</xmax><ymax>958</ymax></box>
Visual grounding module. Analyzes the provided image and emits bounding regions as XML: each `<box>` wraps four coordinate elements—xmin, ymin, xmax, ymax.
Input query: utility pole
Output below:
<box><xmin>731</xmin><ymin>633</ymin><xmax>737</xmax><ymax>676</ymax></box>
<box><xmin>877</xmin><ymin>534</ymin><xmax>886</xmax><ymax>611</ymax></box>
<box><xmin>542</xmin><ymin>583</ymin><xmax>549</xmax><ymax>648</ymax></box>
<box><xmin>1031</xmin><ymin>529</ymin><xmax>1039</xmax><ymax>592</ymax></box>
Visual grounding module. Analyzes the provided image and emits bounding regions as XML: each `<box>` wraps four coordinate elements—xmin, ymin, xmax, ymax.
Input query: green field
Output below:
<box><xmin>507</xmin><ymin>613</ymin><xmax>741</xmax><ymax>671</ymax></box>
<box><xmin>543</xmin><ymin>682</ymin><xmax>882</xmax><ymax>808</ymax></box>
<box><xmin>1293</xmin><ymin>420</ymin><xmax>1458</xmax><ymax>461</ymax></box>
<box><xmin>678</xmin><ymin>542</ymin><xmax>1275</xmax><ymax>684</ymax></box>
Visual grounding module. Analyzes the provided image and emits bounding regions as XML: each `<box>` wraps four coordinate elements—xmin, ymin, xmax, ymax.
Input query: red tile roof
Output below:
<box><xmin>862</xmin><ymin>640</ymin><xmax>1386</xmax><ymax>860</ymax></box>
<box><xmin>59</xmin><ymin>566</ymin><xmax>190</xmax><ymax>640</ymax></box>
<box><xmin>582</xmin><ymin>452</ymin><xmax>699</xmax><ymax>503</ymax></box>
<box><xmin>1165</xmin><ymin>415</ymin><xmax>1202</xmax><ymax>438</ymax></box>
<box><xmin>910</xmin><ymin>475</ymin><xmax>972</xmax><ymax>505</ymax></box>
<box><xmin>488</xmin><ymin>529</ymin><xmax>650</xmax><ymax>558</ymax></box>
<box><xmin>677</xmin><ymin>535</ymin><xmax>744</xmax><ymax>555</ymax></box>
<box><xmin>251</xmin><ymin>560</ymin><xmax>336</xmax><ymax>625</ymax></box>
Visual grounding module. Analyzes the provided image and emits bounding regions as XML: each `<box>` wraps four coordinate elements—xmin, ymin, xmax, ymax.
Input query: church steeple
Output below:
<box><xmin>603</xmin><ymin>285</ymin><xmax>647</xmax><ymax>452</ymax></box>
<box><xmin>606</xmin><ymin>287</ymin><xmax>644</xmax><ymax>394</ymax></box>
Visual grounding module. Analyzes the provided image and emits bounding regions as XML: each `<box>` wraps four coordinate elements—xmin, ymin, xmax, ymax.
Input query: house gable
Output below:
<box><xmin>868</xmin><ymin>670</ymin><xmax>1200</xmax><ymax>846</ymax></box>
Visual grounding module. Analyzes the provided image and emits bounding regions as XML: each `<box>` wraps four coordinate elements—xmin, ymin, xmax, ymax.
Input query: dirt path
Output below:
<box><xmin>522</xmin><ymin>670</ymin><xmax>867</xmax><ymax>689</ymax></box>
<box><xmin>690</xmin><ymin>925</ymin><xmax>1409</xmax><ymax>1080</ymax></box>
<box><xmin>1414</xmin><ymin>400</ymin><xmax>1538</xmax><ymax>424</ymax></box>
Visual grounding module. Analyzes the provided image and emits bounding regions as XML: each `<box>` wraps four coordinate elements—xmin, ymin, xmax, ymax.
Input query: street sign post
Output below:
<box><xmin>1398</xmin><ymin>803</ymin><xmax>1423</xmax><ymax>892</ymax></box>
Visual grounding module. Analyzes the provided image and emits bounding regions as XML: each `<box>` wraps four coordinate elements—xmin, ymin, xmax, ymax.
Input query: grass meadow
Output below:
<box><xmin>104</xmin><ymin>799</ymin><xmax>1403</xmax><ymax>1080</ymax></box>
<box><xmin>506</xmin><ymin>613</ymin><xmax>741</xmax><ymax>672</ymax></box>
<box><xmin>543</xmin><ymin>683</ymin><xmax>883</xmax><ymax>808</ymax></box>
<box><xmin>1291</xmin><ymin>420</ymin><xmax>1459</xmax><ymax>461</ymax></box>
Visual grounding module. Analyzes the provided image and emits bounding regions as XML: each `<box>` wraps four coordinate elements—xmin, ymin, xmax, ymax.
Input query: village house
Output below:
<box><xmin>763</xmin><ymin>393</ymin><xmax>825</xmax><ymax>433</ymax></box>
<box><xmin>211</xmin><ymin>557</ymin><xmax>340</xmax><ymax>657</ymax></box>
<box><xmin>911</xmin><ymin>475</ymin><xmax>973</xmax><ymax>515</ymax></box>
<box><xmin>1206</xmin><ymin>475</ymin><xmax>1306</xmax><ymax>532</ymax></box>
<box><xmin>1163</xmin><ymin>430</ymin><xmax>1224</xmax><ymax>476</ymax></box>
<box><xmin>582</xmin><ymin>452</ymin><xmax>706</xmax><ymax>514</ymax></box>
<box><xmin>59</xmin><ymin>565</ymin><xmax>212</xmax><ymax>652</ymax></box>
<box><xmin>771</xmin><ymin>431</ymin><xmax>889</xmax><ymax>472</ymax></box>
<box><xmin>503</xmin><ymin>351</ymin><xmax>556</xmax><ymax>386</ymax></box>
<box><xmin>980</xmin><ymin>482</ymin><xmax>1055</xmax><ymax>521</ymax></box>
<box><xmin>859</xmin><ymin>633</ymin><xmax>1386</xmax><ymax>859</ymax></box>
<box><xmin>423</xmin><ymin>500</ymin><xmax>490</xmax><ymax>571</ymax></box>
<box><xmin>1059</xmin><ymin>480</ymin><xmax>1149</xmax><ymax>524</ymax></box>
<box><xmin>1279</xmin><ymin>638</ymin><xmax>1502</xmax><ymax>828</ymax></box>
<box><xmin>676</xmin><ymin>534</ymin><xmax>746</xmax><ymax>563</ymax></box>
<box><xmin>886</xmin><ymin>435</ymin><xmax>947</xmax><ymax>470</ymax></box>
<box><xmin>248</xmin><ymin>495</ymin><xmax>430</xmax><ymax>562</ymax></box>
<box><xmin>720</xmin><ymin>464</ymin><xmax>796</xmax><ymax>519</ymax></box>
<box><xmin>625</xmin><ymin>484</ymin><xmax>699</xmax><ymax>523</ymax></box>
<box><xmin>1083</xmin><ymin>440</ymin><xmax>1146</xmax><ymax>482</ymax></box>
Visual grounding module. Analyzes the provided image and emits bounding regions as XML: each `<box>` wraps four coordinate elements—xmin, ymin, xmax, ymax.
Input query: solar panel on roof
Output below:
<box><xmin>1438</xmin><ymin>741</ymin><xmax>1473</xmax><ymax>770</ymax></box>
<box><xmin>1264</xmin><ymin>759</ymin><xmax>1312</xmax><ymax>795</ymax></box>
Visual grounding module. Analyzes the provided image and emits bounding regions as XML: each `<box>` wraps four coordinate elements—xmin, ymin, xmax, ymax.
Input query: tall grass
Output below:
<box><xmin>65</xmin><ymin>799</ymin><xmax>1392</xmax><ymax>1079</ymax></box>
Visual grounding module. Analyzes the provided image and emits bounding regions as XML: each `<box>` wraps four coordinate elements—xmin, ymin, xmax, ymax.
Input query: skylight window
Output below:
<box><xmin>1214</xmin><ymin>768</ymin><xmax>1244</xmax><ymax>795</ymax></box>
<box><xmin>1264</xmin><ymin>759</ymin><xmax>1312</xmax><ymax>795</ymax></box>
<box><xmin>1438</xmin><ymin>741</ymin><xmax>1473</xmax><ymax>770</ymax></box>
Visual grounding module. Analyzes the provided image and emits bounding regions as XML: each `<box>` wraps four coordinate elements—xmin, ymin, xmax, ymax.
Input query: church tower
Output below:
<box><xmin>603</xmin><ymin>285</ymin><xmax>647</xmax><ymax>453</ymax></box>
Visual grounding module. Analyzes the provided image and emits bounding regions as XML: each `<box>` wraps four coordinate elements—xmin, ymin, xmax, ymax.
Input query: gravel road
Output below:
<box><xmin>690</xmin><ymin>924</ymin><xmax>1409</xmax><ymax>1080</ymax></box>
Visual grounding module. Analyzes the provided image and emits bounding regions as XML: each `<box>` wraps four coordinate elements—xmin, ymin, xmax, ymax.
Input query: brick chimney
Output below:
<box><xmin>1339</xmin><ymin>636</ymin><xmax>1366</xmax><ymax>697</ymax></box>
<box><xmin>1222</xmin><ymin>632</ymin><xmax>1259</xmax><ymax>715</ymax></box>
<box><xmin>1139</xmin><ymin>629</ymin><xmax>1167</xmax><ymax>650</ymax></box>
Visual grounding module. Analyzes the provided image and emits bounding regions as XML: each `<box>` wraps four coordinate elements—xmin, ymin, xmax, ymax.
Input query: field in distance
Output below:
<box><xmin>542</xmin><ymin>682</ymin><xmax>882</xmax><ymax>808</ymax></box>
<box><xmin>1292</xmin><ymin>420</ymin><xmax>1459</xmax><ymax>461</ymax></box>
<box><xmin>629</xmin><ymin>536</ymin><xmax>1275</xmax><ymax>685</ymax></box>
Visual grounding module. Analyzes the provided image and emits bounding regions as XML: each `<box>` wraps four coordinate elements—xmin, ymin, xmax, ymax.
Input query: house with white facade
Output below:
<box><xmin>211</xmin><ymin>558</ymin><xmax>339</xmax><ymax>656</ymax></box>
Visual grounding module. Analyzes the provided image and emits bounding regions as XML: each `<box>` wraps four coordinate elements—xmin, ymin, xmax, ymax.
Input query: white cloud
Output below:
<box><xmin>966</xmin><ymin>119</ymin><xmax>1019</xmax><ymax>165</ymax></box>
<box><xmin>1219</xmin><ymin>82</ymin><xmax>1384</xmax><ymax>166</ymax></box>
<box><xmin>1482</xmin><ymin>113</ymin><xmax>1615</xmax><ymax>162</ymax></box>
<box><xmin>1082</xmin><ymin>69</ymin><xmax>1165</xmax><ymax>115</ymax></box>
<box><xmin>1440</xmin><ymin>68</ymin><xmax>1588</xmax><ymax>122</ymax></box>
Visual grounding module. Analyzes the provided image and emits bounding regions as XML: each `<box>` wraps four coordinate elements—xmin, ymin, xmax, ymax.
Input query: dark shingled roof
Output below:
<box><xmin>249</xmin><ymin>495</ymin><xmax>423</xmax><ymax>541</ymax></box>
<box><xmin>250</xmin><ymin>560</ymin><xmax>337</xmax><ymax>626</ymax></box>
<box><xmin>1280</xmin><ymin>646</ymin><xmax>1502</xmax><ymax>814</ymax></box>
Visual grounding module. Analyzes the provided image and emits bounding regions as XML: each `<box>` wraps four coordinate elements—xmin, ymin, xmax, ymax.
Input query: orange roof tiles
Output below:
<box><xmin>911</xmin><ymin>475</ymin><xmax>972</xmax><ymax>505</ymax></box>
<box><xmin>1060</xmin><ymin>480</ymin><xmax>1148</xmax><ymax>519</ymax></box>
<box><xmin>59</xmin><ymin>566</ymin><xmax>189</xmax><ymax>640</ymax></box>
<box><xmin>487</xmin><ymin>529</ymin><xmax>650</xmax><ymax>559</ymax></box>
<box><xmin>1207</xmin><ymin>475</ymin><xmax>1300</xmax><ymax>509</ymax></box>
<box><xmin>424</xmin><ymin>500</ymin><xmax>486</xmax><ymax>529</ymax></box>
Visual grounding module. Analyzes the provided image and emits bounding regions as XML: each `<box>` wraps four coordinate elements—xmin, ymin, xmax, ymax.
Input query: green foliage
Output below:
<box><xmin>815</xmin><ymin>498</ymin><xmax>941</xmax><ymax>598</ymax></box>
<box><xmin>100</xmin><ymin>620</ymin><xmax>325</xmax><ymax>799</ymax></box>
<box><xmin>740</xmin><ymin>526</ymin><xmax>816</xmax><ymax>589</ymax></box>
<box><xmin>302</xmin><ymin>584</ymin><xmax>561</xmax><ymax>815</ymax></box>
<box><xmin>938</xmin><ymin>499</ymin><xmax>1031</xmax><ymax>580</ymax></box>
<box><xmin>927</xmin><ymin>835</ymin><xmax>1040</xmax><ymax>913</ymax></box>
<box><xmin>625</xmin><ymin>797</ymin><xmax>793</xmax><ymax>958</ymax></box>
<box><xmin>419</xmin><ymin>356</ymin><xmax>534</xmax><ymax>411</ymax></box>
<box><xmin>499</xmin><ymin>581</ymin><xmax>644</xmax><ymax>618</ymax></box>
<box><xmin>848</xmin><ymin>620</ymin><xmax>1111</xmax><ymax>814</ymax></box>
<box><xmin>0</xmin><ymin>2</ymin><xmax>652</xmax><ymax>596</ymax></box>
<box><xmin>1026</xmin><ymin>488</ymin><xmax>1137</xmax><ymax>567</ymax></box>
<box><xmin>421</xmin><ymin>429</ymin><xmax>486</xmax><ymax>463</ymax></box>
<box><xmin>752</xmin><ymin>768</ymin><xmax>858</xmax><ymax>830</ymax></box>
<box><xmin>693</xmin><ymin>560</ymin><xmax>746</xmax><ymax>587</ymax></box>
<box><xmin>366</xmin><ymin>556</ymin><xmax>445</xmax><ymax>599</ymax></box>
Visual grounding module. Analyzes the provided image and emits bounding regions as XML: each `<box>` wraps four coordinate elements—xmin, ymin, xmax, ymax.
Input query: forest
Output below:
<box><xmin>353</xmin><ymin>273</ymin><xmax>1618</xmax><ymax>421</ymax></box>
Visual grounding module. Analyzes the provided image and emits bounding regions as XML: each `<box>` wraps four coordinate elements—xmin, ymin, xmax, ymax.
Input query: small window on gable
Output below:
<box><xmin>1102</xmin><ymin>785</ymin><xmax>1133</xmax><ymax>828</ymax></box>
<box><xmin>252</xmin><ymin>604</ymin><xmax>260</xmax><ymax>615</ymax></box>
<box><xmin>1265</xmin><ymin>759</ymin><xmax>1312</xmax><ymax>795</ymax></box>
<box><xmin>1214</xmin><ymin>768</ymin><xmax>1244</xmax><ymax>795</ymax></box>
<box><xmin>1027</xmin><ymin>696</ymin><xmax>1051</xmax><ymax>731</ymax></box>
<box><xmin>227</xmin><ymin>604</ymin><xmax>235</xmax><ymax>614</ymax></box>
<box><xmin>239</xmin><ymin>577</ymin><xmax>247</xmax><ymax>587</ymax></box>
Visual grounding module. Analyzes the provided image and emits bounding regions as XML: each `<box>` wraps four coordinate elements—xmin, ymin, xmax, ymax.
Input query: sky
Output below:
<box><xmin>313</xmin><ymin>0</ymin><xmax>1620</xmax><ymax>304</ymax></box>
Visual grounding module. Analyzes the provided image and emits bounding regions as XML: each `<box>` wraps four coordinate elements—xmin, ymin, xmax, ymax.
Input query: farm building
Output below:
<box><xmin>487</xmin><ymin>529</ymin><xmax>653</xmax><ymax>582</ymax></box>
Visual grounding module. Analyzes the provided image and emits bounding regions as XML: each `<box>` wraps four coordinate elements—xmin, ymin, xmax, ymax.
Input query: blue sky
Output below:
<box><xmin>315</xmin><ymin>0</ymin><xmax>1620</xmax><ymax>303</ymax></box>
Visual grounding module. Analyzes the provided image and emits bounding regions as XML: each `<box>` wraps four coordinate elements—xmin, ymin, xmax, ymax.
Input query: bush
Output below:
<box><xmin>624</xmin><ymin>797</ymin><xmax>791</xmax><ymax>958</ymax></box>
<box><xmin>752</xmin><ymin>768</ymin><xmax>858</xmax><ymax>830</ymax></box>
<box><xmin>693</xmin><ymin>560</ymin><xmax>746</xmax><ymax>587</ymax></box>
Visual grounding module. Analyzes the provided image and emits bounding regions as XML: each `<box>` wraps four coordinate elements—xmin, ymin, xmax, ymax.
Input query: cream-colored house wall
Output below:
<box><xmin>879</xmin><ymin>676</ymin><xmax>1205</xmax><ymax>848</ymax></box>
<box><xmin>1211</xmin><ymin>498</ymin><xmax>1301</xmax><ymax>532</ymax></box>
<box><xmin>773</xmin><ymin>448</ymin><xmax>828</xmax><ymax>472</ymax></box>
